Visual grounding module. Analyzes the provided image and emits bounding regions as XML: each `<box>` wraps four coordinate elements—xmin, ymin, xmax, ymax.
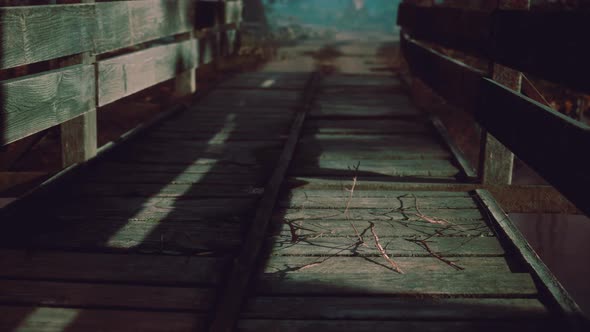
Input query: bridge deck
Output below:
<box><xmin>0</xmin><ymin>40</ymin><xmax>579</xmax><ymax>331</ymax></box>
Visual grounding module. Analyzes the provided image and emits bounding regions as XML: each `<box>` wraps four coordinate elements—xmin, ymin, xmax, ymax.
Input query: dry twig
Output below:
<box><xmin>344</xmin><ymin>162</ymin><xmax>361</xmax><ymax>218</ymax></box>
<box><xmin>350</xmin><ymin>221</ymin><xmax>367</xmax><ymax>247</ymax></box>
<box><xmin>369</xmin><ymin>222</ymin><xmax>404</xmax><ymax>274</ymax></box>
<box><xmin>344</xmin><ymin>162</ymin><xmax>367</xmax><ymax>247</ymax></box>
<box><xmin>411</xmin><ymin>194</ymin><xmax>449</xmax><ymax>225</ymax></box>
<box><xmin>406</xmin><ymin>238</ymin><xmax>464</xmax><ymax>271</ymax></box>
<box><xmin>287</xmin><ymin>221</ymin><xmax>299</xmax><ymax>243</ymax></box>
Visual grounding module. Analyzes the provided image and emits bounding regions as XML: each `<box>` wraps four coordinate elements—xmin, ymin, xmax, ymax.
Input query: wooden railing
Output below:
<box><xmin>0</xmin><ymin>0</ymin><xmax>242</xmax><ymax>168</ymax></box>
<box><xmin>397</xmin><ymin>0</ymin><xmax>590</xmax><ymax>215</ymax></box>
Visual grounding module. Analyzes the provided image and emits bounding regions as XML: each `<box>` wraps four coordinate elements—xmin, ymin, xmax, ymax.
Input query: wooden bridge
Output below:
<box><xmin>0</xmin><ymin>1</ymin><xmax>588</xmax><ymax>331</ymax></box>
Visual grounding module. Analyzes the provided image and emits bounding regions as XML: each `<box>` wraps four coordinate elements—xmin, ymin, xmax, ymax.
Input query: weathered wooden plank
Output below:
<box><xmin>310</xmin><ymin>103</ymin><xmax>418</xmax><ymax>118</ymax></box>
<box><xmin>94</xmin><ymin>161</ymin><xmax>269</xmax><ymax>176</ymax></box>
<box><xmin>0</xmin><ymin>249</ymin><xmax>227</xmax><ymax>285</ymax></box>
<box><xmin>286</xmin><ymin>189</ymin><xmax>472</xmax><ymax>199</ymax></box>
<box><xmin>94</xmin><ymin>0</ymin><xmax>195</xmax><ymax>54</ymax></box>
<box><xmin>290</xmin><ymin>159</ymin><xmax>460</xmax><ymax>178</ymax></box>
<box><xmin>0</xmin><ymin>280</ymin><xmax>214</xmax><ymax>311</ymax></box>
<box><xmin>98</xmin><ymin>40</ymin><xmax>198</xmax><ymax>106</ymax></box>
<box><xmin>477</xmin><ymin>79</ymin><xmax>590</xmax><ymax>214</ymax></box>
<box><xmin>0</xmin><ymin>65</ymin><xmax>95</xmax><ymax>145</ymax></box>
<box><xmin>268</xmin><ymin>236</ymin><xmax>504</xmax><ymax>257</ymax></box>
<box><xmin>294</xmin><ymin>146</ymin><xmax>450</xmax><ymax>161</ymax></box>
<box><xmin>60</xmin><ymin>110</ymin><xmax>98</xmax><ymax>167</ymax></box>
<box><xmin>279</xmin><ymin>207</ymin><xmax>485</xmax><ymax>223</ymax></box>
<box><xmin>299</xmin><ymin>134</ymin><xmax>441</xmax><ymax>144</ymax></box>
<box><xmin>255</xmin><ymin>272</ymin><xmax>537</xmax><ymax>296</ymax></box>
<box><xmin>264</xmin><ymin>256</ymin><xmax>509</xmax><ymax>274</ymax></box>
<box><xmin>243</xmin><ymin>297</ymin><xmax>546</xmax><ymax>320</ymax></box>
<box><xmin>72</xmin><ymin>183</ymin><xmax>263</xmax><ymax>198</ymax></box>
<box><xmin>237</xmin><ymin>319</ymin><xmax>555</xmax><ymax>332</ymax></box>
<box><xmin>147</xmin><ymin>130</ymin><xmax>288</xmax><ymax>142</ymax></box>
<box><xmin>303</xmin><ymin>119</ymin><xmax>431</xmax><ymax>135</ymax></box>
<box><xmin>283</xmin><ymin>181</ymin><xmax>578</xmax><ymax>214</ymax></box>
<box><xmin>431</xmin><ymin>117</ymin><xmax>477</xmax><ymax>180</ymax></box>
<box><xmin>199</xmin><ymin>32</ymin><xmax>217</xmax><ymax>65</ymax></box>
<box><xmin>123</xmin><ymin>140</ymin><xmax>282</xmax><ymax>150</ymax></box>
<box><xmin>0</xmin><ymin>4</ymin><xmax>94</xmax><ymax>69</ymax></box>
<box><xmin>273</xmin><ymin>218</ymin><xmax>492</xmax><ymax>238</ymax></box>
<box><xmin>219</xmin><ymin>73</ymin><xmax>310</xmax><ymax>90</ymax></box>
<box><xmin>85</xmin><ymin>171</ymin><xmax>265</xmax><ymax>185</ymax></box>
<box><xmin>4</xmin><ymin>218</ymin><xmax>243</xmax><ymax>253</ymax></box>
<box><xmin>0</xmin><ymin>306</ymin><xmax>206</xmax><ymax>332</ymax></box>
<box><xmin>280</xmin><ymin>195</ymin><xmax>478</xmax><ymax>210</ymax></box>
<box><xmin>108</xmin><ymin>144</ymin><xmax>282</xmax><ymax>164</ymax></box>
<box><xmin>401</xmin><ymin>34</ymin><xmax>483</xmax><ymax>112</ymax></box>
<box><xmin>209</xmin><ymin>72</ymin><xmax>317</xmax><ymax>332</ymax></box>
<box><xmin>200</xmin><ymin>90</ymin><xmax>300</xmax><ymax>106</ymax></box>
<box><xmin>50</xmin><ymin>196</ymin><xmax>257</xmax><ymax>219</ymax></box>
<box><xmin>321</xmin><ymin>74</ymin><xmax>401</xmax><ymax>88</ymax></box>
<box><xmin>475</xmin><ymin>190</ymin><xmax>586</xmax><ymax>327</ymax></box>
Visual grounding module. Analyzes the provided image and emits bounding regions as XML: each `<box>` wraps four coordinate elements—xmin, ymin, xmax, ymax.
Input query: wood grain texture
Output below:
<box><xmin>0</xmin><ymin>306</ymin><xmax>206</xmax><ymax>332</ymax></box>
<box><xmin>0</xmin><ymin>65</ymin><xmax>95</xmax><ymax>145</ymax></box>
<box><xmin>0</xmin><ymin>4</ymin><xmax>95</xmax><ymax>69</ymax></box>
<box><xmin>264</xmin><ymin>256</ymin><xmax>508</xmax><ymax>274</ymax></box>
<box><xmin>243</xmin><ymin>297</ymin><xmax>547</xmax><ymax>320</ymax></box>
<box><xmin>268</xmin><ymin>236</ymin><xmax>505</xmax><ymax>257</ymax></box>
<box><xmin>290</xmin><ymin>159</ymin><xmax>460</xmax><ymax>178</ymax></box>
<box><xmin>279</xmin><ymin>195</ymin><xmax>478</xmax><ymax>209</ymax></box>
<box><xmin>273</xmin><ymin>217</ymin><xmax>491</xmax><ymax>238</ymax></box>
<box><xmin>98</xmin><ymin>39</ymin><xmax>198</xmax><ymax>106</ymax></box>
<box><xmin>0</xmin><ymin>249</ymin><xmax>227</xmax><ymax>285</ymax></box>
<box><xmin>94</xmin><ymin>0</ymin><xmax>195</xmax><ymax>54</ymax></box>
<box><xmin>255</xmin><ymin>272</ymin><xmax>537</xmax><ymax>296</ymax></box>
<box><xmin>279</xmin><ymin>207</ymin><xmax>485</xmax><ymax>223</ymax></box>
<box><xmin>209</xmin><ymin>73</ymin><xmax>318</xmax><ymax>332</ymax></box>
<box><xmin>0</xmin><ymin>280</ymin><xmax>214</xmax><ymax>311</ymax></box>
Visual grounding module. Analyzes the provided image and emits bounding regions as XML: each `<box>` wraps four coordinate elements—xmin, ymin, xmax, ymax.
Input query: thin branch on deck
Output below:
<box><xmin>370</xmin><ymin>222</ymin><xmax>404</xmax><ymax>274</ymax></box>
<box><xmin>344</xmin><ymin>161</ymin><xmax>360</xmax><ymax>218</ymax></box>
<box><xmin>406</xmin><ymin>238</ymin><xmax>465</xmax><ymax>271</ymax></box>
<box><xmin>411</xmin><ymin>193</ymin><xmax>449</xmax><ymax>225</ymax></box>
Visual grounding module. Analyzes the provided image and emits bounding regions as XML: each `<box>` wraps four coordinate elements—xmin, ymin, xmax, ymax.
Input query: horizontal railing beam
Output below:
<box><xmin>398</xmin><ymin>3</ymin><xmax>590</xmax><ymax>92</ymax></box>
<box><xmin>401</xmin><ymin>34</ymin><xmax>590</xmax><ymax>215</ymax></box>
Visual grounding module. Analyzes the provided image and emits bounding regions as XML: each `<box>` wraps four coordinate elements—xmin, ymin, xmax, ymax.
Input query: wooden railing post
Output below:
<box><xmin>175</xmin><ymin>32</ymin><xmax>198</xmax><ymax>97</ymax></box>
<box><xmin>479</xmin><ymin>0</ymin><xmax>530</xmax><ymax>185</ymax></box>
<box><xmin>60</xmin><ymin>0</ymin><xmax>97</xmax><ymax>167</ymax></box>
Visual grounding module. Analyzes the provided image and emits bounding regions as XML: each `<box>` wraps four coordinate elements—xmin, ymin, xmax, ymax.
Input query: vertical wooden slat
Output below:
<box><xmin>479</xmin><ymin>0</ymin><xmax>530</xmax><ymax>185</ymax></box>
<box><xmin>174</xmin><ymin>33</ymin><xmax>198</xmax><ymax>97</ymax></box>
<box><xmin>60</xmin><ymin>0</ymin><xmax>98</xmax><ymax>167</ymax></box>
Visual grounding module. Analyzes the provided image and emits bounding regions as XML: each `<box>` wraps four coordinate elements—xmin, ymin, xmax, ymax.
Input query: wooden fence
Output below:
<box><xmin>0</xmin><ymin>0</ymin><xmax>243</xmax><ymax>166</ymax></box>
<box><xmin>398</xmin><ymin>0</ymin><xmax>590</xmax><ymax>215</ymax></box>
